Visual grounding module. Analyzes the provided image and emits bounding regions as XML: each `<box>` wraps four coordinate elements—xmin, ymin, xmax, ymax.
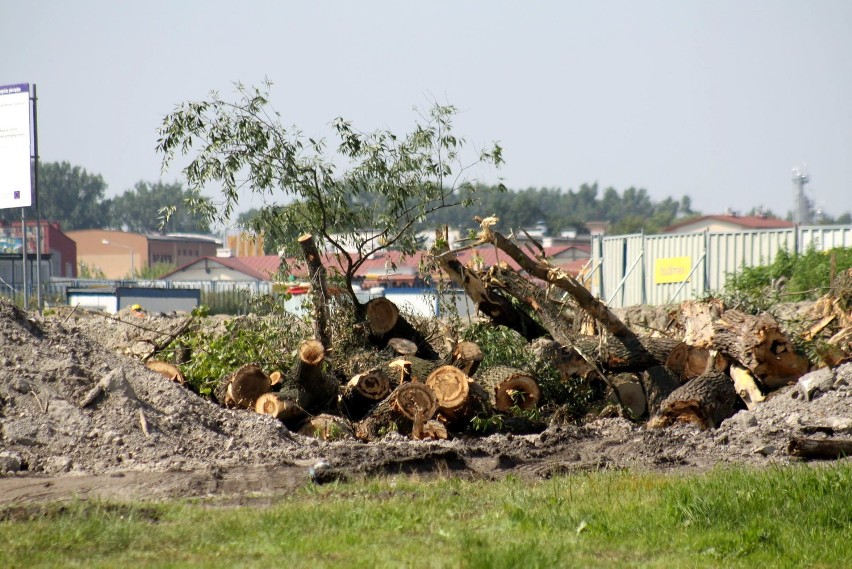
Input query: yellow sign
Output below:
<box><xmin>655</xmin><ymin>256</ymin><xmax>692</xmax><ymax>284</ymax></box>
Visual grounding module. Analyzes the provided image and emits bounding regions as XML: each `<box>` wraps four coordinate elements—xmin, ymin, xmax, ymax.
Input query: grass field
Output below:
<box><xmin>2</xmin><ymin>463</ymin><xmax>850</xmax><ymax>568</ymax></box>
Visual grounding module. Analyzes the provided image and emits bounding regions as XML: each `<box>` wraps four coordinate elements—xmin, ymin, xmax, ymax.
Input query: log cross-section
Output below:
<box><xmin>476</xmin><ymin>365</ymin><xmax>541</xmax><ymax>412</ymax></box>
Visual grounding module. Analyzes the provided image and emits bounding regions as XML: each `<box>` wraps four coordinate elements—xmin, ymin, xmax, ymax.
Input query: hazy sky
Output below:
<box><xmin>3</xmin><ymin>1</ymin><xmax>851</xmax><ymax>219</ymax></box>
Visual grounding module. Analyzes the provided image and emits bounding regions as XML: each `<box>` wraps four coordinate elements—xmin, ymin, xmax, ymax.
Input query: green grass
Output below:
<box><xmin>2</xmin><ymin>464</ymin><xmax>851</xmax><ymax>568</ymax></box>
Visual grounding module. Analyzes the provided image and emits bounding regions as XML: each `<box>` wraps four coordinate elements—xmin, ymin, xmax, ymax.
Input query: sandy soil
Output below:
<box><xmin>1</xmin><ymin>300</ymin><xmax>850</xmax><ymax>504</ymax></box>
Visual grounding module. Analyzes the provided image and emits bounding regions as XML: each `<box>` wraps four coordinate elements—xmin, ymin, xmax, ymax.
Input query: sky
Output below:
<box><xmin>2</xmin><ymin>0</ymin><xmax>851</xmax><ymax>220</ymax></box>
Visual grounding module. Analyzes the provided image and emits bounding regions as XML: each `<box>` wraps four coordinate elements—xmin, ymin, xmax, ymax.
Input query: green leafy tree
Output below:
<box><xmin>157</xmin><ymin>81</ymin><xmax>504</xmax><ymax>306</ymax></box>
<box><xmin>107</xmin><ymin>180</ymin><xmax>211</xmax><ymax>233</ymax></box>
<box><xmin>0</xmin><ymin>161</ymin><xmax>109</xmax><ymax>229</ymax></box>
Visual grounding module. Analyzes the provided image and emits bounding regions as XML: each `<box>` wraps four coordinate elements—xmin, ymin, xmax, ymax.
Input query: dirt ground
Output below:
<box><xmin>1</xmin><ymin>300</ymin><xmax>850</xmax><ymax>504</ymax></box>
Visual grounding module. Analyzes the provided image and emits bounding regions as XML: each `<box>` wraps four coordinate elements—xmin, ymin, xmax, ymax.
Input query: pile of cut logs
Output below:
<box><xmin>145</xmin><ymin>228</ymin><xmax>848</xmax><ymax>447</ymax></box>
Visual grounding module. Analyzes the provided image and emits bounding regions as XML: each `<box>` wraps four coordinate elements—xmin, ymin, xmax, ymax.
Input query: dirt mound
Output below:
<box><xmin>1</xmin><ymin>299</ymin><xmax>850</xmax><ymax>502</ymax></box>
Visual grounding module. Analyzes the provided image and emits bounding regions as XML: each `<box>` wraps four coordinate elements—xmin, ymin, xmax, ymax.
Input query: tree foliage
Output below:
<box><xmin>157</xmin><ymin>81</ymin><xmax>504</xmax><ymax>303</ymax></box>
<box><xmin>107</xmin><ymin>180</ymin><xmax>211</xmax><ymax>233</ymax></box>
<box><xmin>425</xmin><ymin>182</ymin><xmax>698</xmax><ymax>236</ymax></box>
<box><xmin>0</xmin><ymin>161</ymin><xmax>110</xmax><ymax>229</ymax></box>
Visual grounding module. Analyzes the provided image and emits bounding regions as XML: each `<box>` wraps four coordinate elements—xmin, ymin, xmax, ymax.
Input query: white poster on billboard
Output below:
<box><xmin>0</xmin><ymin>83</ymin><xmax>32</xmax><ymax>210</ymax></box>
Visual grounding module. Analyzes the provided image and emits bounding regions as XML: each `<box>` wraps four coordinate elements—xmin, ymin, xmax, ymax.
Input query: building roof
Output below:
<box><xmin>664</xmin><ymin>215</ymin><xmax>794</xmax><ymax>233</ymax></box>
<box><xmin>160</xmin><ymin>256</ymin><xmax>272</xmax><ymax>281</ymax></box>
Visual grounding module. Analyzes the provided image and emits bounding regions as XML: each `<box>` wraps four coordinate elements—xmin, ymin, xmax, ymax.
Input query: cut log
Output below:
<box><xmin>364</xmin><ymin>298</ymin><xmax>439</xmax><ymax>360</ymax></box>
<box><xmin>381</xmin><ymin>355</ymin><xmax>436</xmax><ymax>386</ymax></box>
<box><xmin>711</xmin><ymin>309</ymin><xmax>809</xmax><ymax>388</ymax></box>
<box><xmin>647</xmin><ymin>370</ymin><xmax>738</xmax><ymax>430</ymax></box>
<box><xmin>144</xmin><ymin>360</ymin><xmax>185</xmax><ymax>385</ymax></box>
<box><xmin>431</xmin><ymin>227</ymin><xmax>549</xmax><ymax>341</ymax></box>
<box><xmin>338</xmin><ymin>369</ymin><xmax>392</xmax><ymax>421</ymax></box>
<box><xmin>356</xmin><ymin>382</ymin><xmax>438</xmax><ymax>440</ymax></box>
<box><xmin>420</xmin><ymin>420</ymin><xmax>449</xmax><ymax>440</ymax></box>
<box><xmin>425</xmin><ymin>365</ymin><xmax>469</xmax><ymax>415</ymax></box>
<box><xmin>299</xmin><ymin>414</ymin><xmax>355</xmax><ymax>441</ymax></box>
<box><xmin>254</xmin><ymin>392</ymin><xmax>309</xmax><ymax>428</ymax></box>
<box><xmin>641</xmin><ymin>366</ymin><xmax>681</xmax><ymax>416</ymax></box>
<box><xmin>569</xmin><ymin>335</ymin><xmax>682</xmax><ymax>372</ymax></box>
<box><xmin>290</xmin><ymin>339</ymin><xmax>338</xmax><ymax>413</ymax></box>
<box><xmin>447</xmin><ymin>341</ymin><xmax>484</xmax><ymax>376</ymax></box>
<box><xmin>788</xmin><ymin>437</ymin><xmax>852</xmax><ymax>460</ymax></box>
<box><xmin>214</xmin><ymin>363</ymin><xmax>271</xmax><ymax>409</ymax></box>
<box><xmin>387</xmin><ymin>337</ymin><xmax>419</xmax><ymax>357</ymax></box>
<box><xmin>665</xmin><ymin>343</ymin><xmax>728</xmax><ymax>381</ymax></box>
<box><xmin>607</xmin><ymin>372</ymin><xmax>647</xmax><ymax>418</ymax></box>
<box><xmin>476</xmin><ymin>365</ymin><xmax>540</xmax><ymax>412</ymax></box>
<box><xmin>729</xmin><ymin>363</ymin><xmax>765</xmax><ymax>410</ymax></box>
<box><xmin>298</xmin><ymin>233</ymin><xmax>333</xmax><ymax>348</ymax></box>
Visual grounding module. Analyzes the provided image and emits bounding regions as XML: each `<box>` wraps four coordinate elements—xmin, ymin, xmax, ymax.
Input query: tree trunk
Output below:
<box><xmin>364</xmin><ymin>298</ymin><xmax>439</xmax><ymax>360</ymax></box>
<box><xmin>569</xmin><ymin>335</ymin><xmax>682</xmax><ymax>372</ymax></box>
<box><xmin>356</xmin><ymin>382</ymin><xmax>438</xmax><ymax>440</ymax></box>
<box><xmin>289</xmin><ymin>339</ymin><xmax>338</xmax><ymax>413</ymax></box>
<box><xmin>647</xmin><ymin>370</ymin><xmax>738</xmax><ymax>430</ymax></box>
<box><xmin>476</xmin><ymin>365</ymin><xmax>541</xmax><ymax>412</ymax></box>
<box><xmin>214</xmin><ymin>363</ymin><xmax>271</xmax><ymax>409</ymax></box>
<box><xmin>338</xmin><ymin>369</ymin><xmax>392</xmax><ymax>421</ymax></box>
<box><xmin>641</xmin><ymin>365</ymin><xmax>682</xmax><ymax>416</ymax></box>
<box><xmin>483</xmin><ymin>229</ymin><xmax>633</xmax><ymax>339</ymax></box>
<box><xmin>298</xmin><ymin>233</ymin><xmax>333</xmax><ymax>348</ymax></box>
<box><xmin>788</xmin><ymin>437</ymin><xmax>852</xmax><ymax>460</ymax></box>
<box><xmin>430</xmin><ymin>227</ymin><xmax>549</xmax><ymax>341</ymax></box>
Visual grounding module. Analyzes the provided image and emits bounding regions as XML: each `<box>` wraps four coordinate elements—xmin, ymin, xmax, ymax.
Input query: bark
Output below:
<box><xmin>364</xmin><ymin>298</ymin><xmax>439</xmax><ymax>360</ymax></box>
<box><xmin>787</xmin><ymin>437</ymin><xmax>852</xmax><ymax>460</ymax></box>
<box><xmin>298</xmin><ymin>233</ymin><xmax>333</xmax><ymax>348</ymax></box>
<box><xmin>214</xmin><ymin>363</ymin><xmax>271</xmax><ymax>409</ymax></box>
<box><xmin>647</xmin><ymin>370</ymin><xmax>738</xmax><ymax>429</ymax></box>
<box><xmin>569</xmin><ymin>335</ymin><xmax>682</xmax><ymax>372</ymax></box>
<box><xmin>641</xmin><ymin>366</ymin><xmax>681</xmax><ymax>416</ymax></box>
<box><xmin>476</xmin><ymin>365</ymin><xmax>541</xmax><ymax>412</ymax></box>
<box><xmin>338</xmin><ymin>369</ymin><xmax>392</xmax><ymax>421</ymax></box>
<box><xmin>431</xmin><ymin>228</ymin><xmax>549</xmax><ymax>341</ymax></box>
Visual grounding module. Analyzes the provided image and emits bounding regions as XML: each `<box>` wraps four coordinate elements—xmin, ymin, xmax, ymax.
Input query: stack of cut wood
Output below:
<box><xmin>797</xmin><ymin>267</ymin><xmax>852</xmax><ymax>368</ymax></box>
<box><xmin>194</xmin><ymin>223</ymin><xmax>826</xmax><ymax>442</ymax></box>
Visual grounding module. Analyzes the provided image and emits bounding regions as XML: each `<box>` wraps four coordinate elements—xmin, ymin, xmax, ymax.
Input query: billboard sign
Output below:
<box><xmin>0</xmin><ymin>83</ymin><xmax>32</xmax><ymax>210</ymax></box>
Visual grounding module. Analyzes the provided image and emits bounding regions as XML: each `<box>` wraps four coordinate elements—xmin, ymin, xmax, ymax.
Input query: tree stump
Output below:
<box><xmin>476</xmin><ymin>365</ymin><xmax>540</xmax><ymax>412</ymax></box>
<box><xmin>214</xmin><ymin>363</ymin><xmax>271</xmax><ymax>409</ymax></box>
<box><xmin>647</xmin><ymin>370</ymin><xmax>738</xmax><ymax>429</ymax></box>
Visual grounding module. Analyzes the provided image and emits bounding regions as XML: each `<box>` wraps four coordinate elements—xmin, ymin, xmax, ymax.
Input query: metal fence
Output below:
<box><xmin>590</xmin><ymin>224</ymin><xmax>852</xmax><ymax>308</ymax></box>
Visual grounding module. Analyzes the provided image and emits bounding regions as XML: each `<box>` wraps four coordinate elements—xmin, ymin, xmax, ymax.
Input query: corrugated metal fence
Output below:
<box><xmin>590</xmin><ymin>225</ymin><xmax>852</xmax><ymax>308</ymax></box>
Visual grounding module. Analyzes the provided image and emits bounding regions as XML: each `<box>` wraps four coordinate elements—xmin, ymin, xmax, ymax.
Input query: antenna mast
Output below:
<box><xmin>791</xmin><ymin>166</ymin><xmax>811</xmax><ymax>225</ymax></box>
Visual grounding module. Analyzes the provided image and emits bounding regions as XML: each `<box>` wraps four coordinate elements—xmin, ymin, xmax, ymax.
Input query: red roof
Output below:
<box><xmin>160</xmin><ymin>256</ymin><xmax>272</xmax><ymax>281</ymax></box>
<box><xmin>664</xmin><ymin>215</ymin><xmax>794</xmax><ymax>233</ymax></box>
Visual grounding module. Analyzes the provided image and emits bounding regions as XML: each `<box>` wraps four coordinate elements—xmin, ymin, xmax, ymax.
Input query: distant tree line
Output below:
<box><xmin>0</xmin><ymin>161</ymin><xmax>210</xmax><ymax>233</ymax></box>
